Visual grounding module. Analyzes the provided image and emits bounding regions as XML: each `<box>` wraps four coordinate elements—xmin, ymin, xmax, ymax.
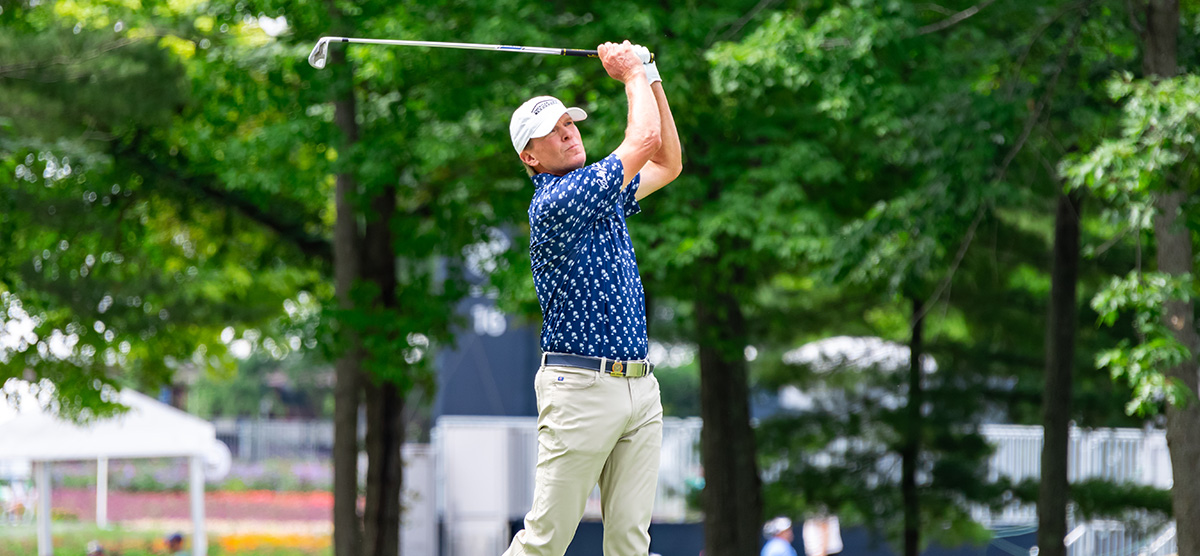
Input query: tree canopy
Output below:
<box><xmin>3</xmin><ymin>0</ymin><xmax>1198</xmax><ymax>554</ymax></box>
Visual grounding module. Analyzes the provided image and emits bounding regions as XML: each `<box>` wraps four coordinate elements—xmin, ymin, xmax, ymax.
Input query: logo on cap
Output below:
<box><xmin>531</xmin><ymin>99</ymin><xmax>559</xmax><ymax>115</ymax></box>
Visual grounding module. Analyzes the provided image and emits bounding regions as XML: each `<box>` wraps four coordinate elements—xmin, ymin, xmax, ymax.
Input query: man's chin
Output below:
<box><xmin>569</xmin><ymin>152</ymin><xmax>587</xmax><ymax>171</ymax></box>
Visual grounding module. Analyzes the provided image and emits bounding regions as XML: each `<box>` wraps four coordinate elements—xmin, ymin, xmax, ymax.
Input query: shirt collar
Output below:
<box><xmin>532</xmin><ymin>172</ymin><xmax>556</xmax><ymax>191</ymax></box>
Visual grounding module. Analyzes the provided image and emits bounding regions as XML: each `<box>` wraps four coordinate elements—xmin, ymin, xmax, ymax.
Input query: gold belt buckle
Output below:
<box><xmin>611</xmin><ymin>360</ymin><xmax>624</xmax><ymax>376</ymax></box>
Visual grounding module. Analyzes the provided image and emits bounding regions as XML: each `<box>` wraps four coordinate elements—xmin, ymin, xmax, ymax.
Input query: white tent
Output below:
<box><xmin>779</xmin><ymin>336</ymin><xmax>938</xmax><ymax>411</ymax></box>
<box><xmin>0</xmin><ymin>380</ymin><xmax>228</xmax><ymax>556</ymax></box>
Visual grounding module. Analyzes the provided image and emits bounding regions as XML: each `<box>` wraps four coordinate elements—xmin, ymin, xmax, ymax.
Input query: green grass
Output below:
<box><xmin>0</xmin><ymin>523</ymin><xmax>163</xmax><ymax>556</ymax></box>
<box><xmin>0</xmin><ymin>524</ymin><xmax>329</xmax><ymax>556</ymax></box>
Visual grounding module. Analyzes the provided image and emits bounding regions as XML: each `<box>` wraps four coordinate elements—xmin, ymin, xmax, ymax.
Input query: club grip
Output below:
<box><xmin>563</xmin><ymin>49</ymin><xmax>599</xmax><ymax>58</ymax></box>
<box><xmin>563</xmin><ymin>49</ymin><xmax>655</xmax><ymax>63</ymax></box>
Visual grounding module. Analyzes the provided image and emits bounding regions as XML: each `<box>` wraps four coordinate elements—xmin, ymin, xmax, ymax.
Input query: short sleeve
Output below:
<box><xmin>528</xmin><ymin>154</ymin><xmax>629</xmax><ymax>263</ymax></box>
<box><xmin>621</xmin><ymin>173</ymin><xmax>642</xmax><ymax>218</ymax></box>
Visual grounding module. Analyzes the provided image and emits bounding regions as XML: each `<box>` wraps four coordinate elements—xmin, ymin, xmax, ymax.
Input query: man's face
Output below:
<box><xmin>520</xmin><ymin>113</ymin><xmax>586</xmax><ymax>176</ymax></box>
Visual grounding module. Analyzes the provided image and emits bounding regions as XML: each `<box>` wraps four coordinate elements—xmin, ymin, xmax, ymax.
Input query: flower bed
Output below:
<box><xmin>0</xmin><ymin>526</ymin><xmax>330</xmax><ymax>556</ymax></box>
<box><xmin>51</xmin><ymin>458</ymin><xmax>333</xmax><ymax>493</ymax></box>
<box><xmin>53</xmin><ymin>488</ymin><xmax>333</xmax><ymax>522</ymax></box>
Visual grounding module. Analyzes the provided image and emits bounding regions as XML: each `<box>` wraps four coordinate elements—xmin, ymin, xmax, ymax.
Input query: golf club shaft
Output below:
<box><xmin>326</xmin><ymin>36</ymin><xmax>601</xmax><ymax>59</ymax></box>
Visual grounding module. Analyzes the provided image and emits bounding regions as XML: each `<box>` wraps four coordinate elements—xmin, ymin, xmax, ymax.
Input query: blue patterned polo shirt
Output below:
<box><xmin>528</xmin><ymin>154</ymin><xmax>648</xmax><ymax>360</ymax></box>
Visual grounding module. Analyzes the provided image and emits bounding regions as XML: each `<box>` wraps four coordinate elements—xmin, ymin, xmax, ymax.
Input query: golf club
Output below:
<box><xmin>308</xmin><ymin>36</ymin><xmax>653</xmax><ymax>69</ymax></box>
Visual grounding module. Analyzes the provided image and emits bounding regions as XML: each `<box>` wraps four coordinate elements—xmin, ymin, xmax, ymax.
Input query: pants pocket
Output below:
<box><xmin>545</xmin><ymin>366</ymin><xmax>599</xmax><ymax>391</ymax></box>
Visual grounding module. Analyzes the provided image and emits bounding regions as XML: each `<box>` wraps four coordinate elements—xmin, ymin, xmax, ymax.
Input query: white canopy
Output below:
<box><xmin>0</xmin><ymin>379</ymin><xmax>222</xmax><ymax>556</ymax></box>
<box><xmin>0</xmin><ymin>383</ymin><xmax>217</xmax><ymax>461</ymax></box>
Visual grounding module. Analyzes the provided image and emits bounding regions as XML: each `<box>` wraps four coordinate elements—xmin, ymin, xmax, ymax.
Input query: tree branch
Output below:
<box><xmin>115</xmin><ymin>138</ymin><xmax>333</xmax><ymax>265</ymax></box>
<box><xmin>918</xmin><ymin>3</ymin><xmax>957</xmax><ymax>16</ymax></box>
<box><xmin>190</xmin><ymin>178</ymin><xmax>334</xmax><ymax>265</ymax></box>
<box><xmin>706</xmin><ymin>0</ymin><xmax>781</xmax><ymax>46</ymax></box>
<box><xmin>0</xmin><ymin>38</ymin><xmax>137</xmax><ymax>79</ymax></box>
<box><xmin>1126</xmin><ymin>0</ymin><xmax>1147</xmax><ymax>37</ymax></box>
<box><xmin>918</xmin><ymin>6</ymin><xmax>1085</xmax><ymax>321</ymax></box>
<box><xmin>1003</xmin><ymin>2</ymin><xmax>1082</xmax><ymax>100</ymax></box>
<box><xmin>917</xmin><ymin>0</ymin><xmax>997</xmax><ymax>35</ymax></box>
<box><xmin>997</xmin><ymin>11</ymin><xmax>1083</xmax><ymax>183</ymax></box>
<box><xmin>917</xmin><ymin>203</ymin><xmax>988</xmax><ymax>323</ymax></box>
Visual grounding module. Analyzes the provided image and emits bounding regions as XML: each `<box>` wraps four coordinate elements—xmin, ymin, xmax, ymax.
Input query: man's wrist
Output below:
<box><xmin>623</xmin><ymin>70</ymin><xmax>650</xmax><ymax>87</ymax></box>
<box><xmin>643</xmin><ymin>61</ymin><xmax>661</xmax><ymax>85</ymax></box>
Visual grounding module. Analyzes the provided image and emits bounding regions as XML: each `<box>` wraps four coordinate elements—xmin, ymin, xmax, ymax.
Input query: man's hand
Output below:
<box><xmin>632</xmin><ymin>44</ymin><xmax>661</xmax><ymax>84</ymax></box>
<box><xmin>598</xmin><ymin>40</ymin><xmax>646</xmax><ymax>83</ymax></box>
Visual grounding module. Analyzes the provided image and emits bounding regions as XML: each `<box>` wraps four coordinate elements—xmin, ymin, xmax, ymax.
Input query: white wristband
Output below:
<box><xmin>631</xmin><ymin>44</ymin><xmax>661</xmax><ymax>84</ymax></box>
<box><xmin>643</xmin><ymin>61</ymin><xmax>661</xmax><ymax>85</ymax></box>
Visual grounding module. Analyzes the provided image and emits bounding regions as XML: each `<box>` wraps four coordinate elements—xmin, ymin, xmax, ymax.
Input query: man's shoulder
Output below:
<box><xmin>587</xmin><ymin>153</ymin><xmax>624</xmax><ymax>180</ymax></box>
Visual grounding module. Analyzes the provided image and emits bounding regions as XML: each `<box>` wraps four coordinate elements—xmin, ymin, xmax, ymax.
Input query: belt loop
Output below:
<box><xmin>599</xmin><ymin>356</ymin><xmax>607</xmax><ymax>374</ymax></box>
<box><xmin>541</xmin><ymin>352</ymin><xmax>547</xmax><ymax>368</ymax></box>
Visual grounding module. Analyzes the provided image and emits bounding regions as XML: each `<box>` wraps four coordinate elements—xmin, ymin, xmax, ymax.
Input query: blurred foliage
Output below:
<box><xmin>2</xmin><ymin>0</ymin><xmax>1198</xmax><ymax>549</ymax></box>
<box><xmin>1012</xmin><ymin>478</ymin><xmax>1173</xmax><ymax>523</ymax></box>
<box><xmin>704</xmin><ymin>0</ymin><xmax>1182</xmax><ymax>550</ymax></box>
<box><xmin>188</xmin><ymin>352</ymin><xmax>334</xmax><ymax>419</ymax></box>
<box><xmin>0</xmin><ymin>0</ymin><xmax>325</xmax><ymax>419</ymax></box>
<box><xmin>657</xmin><ymin>359</ymin><xmax>700</xmax><ymax>417</ymax></box>
<box><xmin>1063</xmin><ymin>73</ymin><xmax>1200</xmax><ymax>414</ymax></box>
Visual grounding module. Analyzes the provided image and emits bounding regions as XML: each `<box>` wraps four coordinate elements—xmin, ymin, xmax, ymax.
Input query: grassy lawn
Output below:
<box><xmin>0</xmin><ymin>523</ymin><xmax>331</xmax><ymax>556</ymax></box>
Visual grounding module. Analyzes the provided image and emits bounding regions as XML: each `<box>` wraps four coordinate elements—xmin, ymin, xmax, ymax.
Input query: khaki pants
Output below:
<box><xmin>503</xmin><ymin>364</ymin><xmax>664</xmax><ymax>556</ymax></box>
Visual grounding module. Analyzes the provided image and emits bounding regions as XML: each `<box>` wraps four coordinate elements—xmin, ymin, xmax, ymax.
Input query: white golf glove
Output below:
<box><xmin>632</xmin><ymin>44</ymin><xmax>661</xmax><ymax>85</ymax></box>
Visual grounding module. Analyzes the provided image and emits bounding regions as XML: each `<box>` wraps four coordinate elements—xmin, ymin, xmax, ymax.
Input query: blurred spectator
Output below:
<box><xmin>762</xmin><ymin>516</ymin><xmax>798</xmax><ymax>556</ymax></box>
<box><xmin>1</xmin><ymin>481</ymin><xmax>33</xmax><ymax>523</ymax></box>
<box><xmin>166</xmin><ymin>532</ymin><xmax>185</xmax><ymax>556</ymax></box>
<box><xmin>802</xmin><ymin>515</ymin><xmax>843</xmax><ymax>556</ymax></box>
<box><xmin>85</xmin><ymin>540</ymin><xmax>104</xmax><ymax>556</ymax></box>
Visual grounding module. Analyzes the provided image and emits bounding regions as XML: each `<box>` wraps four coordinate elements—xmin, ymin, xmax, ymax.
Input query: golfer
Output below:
<box><xmin>502</xmin><ymin>39</ymin><xmax>681</xmax><ymax>556</ymax></box>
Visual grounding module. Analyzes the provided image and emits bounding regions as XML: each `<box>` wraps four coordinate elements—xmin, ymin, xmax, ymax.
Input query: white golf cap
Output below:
<box><xmin>763</xmin><ymin>516</ymin><xmax>793</xmax><ymax>537</ymax></box>
<box><xmin>510</xmin><ymin>95</ymin><xmax>587</xmax><ymax>153</ymax></box>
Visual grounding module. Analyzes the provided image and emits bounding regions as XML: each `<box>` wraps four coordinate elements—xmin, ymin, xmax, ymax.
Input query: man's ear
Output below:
<box><xmin>519</xmin><ymin>150</ymin><xmax>539</xmax><ymax>168</ymax></box>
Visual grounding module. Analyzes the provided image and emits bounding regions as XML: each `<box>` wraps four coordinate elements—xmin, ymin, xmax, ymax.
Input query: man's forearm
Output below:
<box><xmin>625</xmin><ymin>74</ymin><xmax>661</xmax><ymax>148</ymax></box>
<box><xmin>649</xmin><ymin>82</ymin><xmax>681</xmax><ymax>170</ymax></box>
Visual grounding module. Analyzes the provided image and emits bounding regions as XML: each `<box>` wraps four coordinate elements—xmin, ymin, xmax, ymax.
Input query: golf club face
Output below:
<box><xmin>308</xmin><ymin>38</ymin><xmax>329</xmax><ymax>69</ymax></box>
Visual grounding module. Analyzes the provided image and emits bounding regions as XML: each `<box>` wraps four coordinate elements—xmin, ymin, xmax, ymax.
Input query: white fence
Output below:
<box><xmin>982</xmin><ymin>424</ymin><xmax>1172</xmax><ymax>488</ymax></box>
<box><xmin>979</xmin><ymin>424</ymin><xmax>1175</xmax><ymax>556</ymax></box>
<box><xmin>213</xmin><ymin>418</ymin><xmax>335</xmax><ymax>460</ymax></box>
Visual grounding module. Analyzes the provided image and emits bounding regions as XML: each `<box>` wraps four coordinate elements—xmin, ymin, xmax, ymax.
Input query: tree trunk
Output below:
<box><xmin>364</xmin><ymin>382</ymin><xmax>404</xmax><ymax>556</ymax></box>
<box><xmin>1154</xmin><ymin>190</ymin><xmax>1200</xmax><ymax>556</ymax></box>
<box><xmin>361</xmin><ymin>184</ymin><xmax>404</xmax><ymax>556</ymax></box>
<box><xmin>1036</xmin><ymin>192</ymin><xmax>1081</xmax><ymax>556</ymax></box>
<box><xmin>1143</xmin><ymin>2</ymin><xmax>1200</xmax><ymax>554</ymax></box>
<box><xmin>696</xmin><ymin>282</ymin><xmax>762</xmax><ymax>556</ymax></box>
<box><xmin>901</xmin><ymin>297</ymin><xmax>924</xmax><ymax>556</ymax></box>
<box><xmin>330</xmin><ymin>43</ymin><xmax>364</xmax><ymax>556</ymax></box>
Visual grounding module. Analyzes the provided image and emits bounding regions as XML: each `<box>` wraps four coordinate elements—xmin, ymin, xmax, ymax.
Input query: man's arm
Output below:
<box><xmin>634</xmin><ymin>81</ymin><xmax>682</xmax><ymax>200</ymax></box>
<box><xmin>600</xmin><ymin>41</ymin><xmax>662</xmax><ymax>188</ymax></box>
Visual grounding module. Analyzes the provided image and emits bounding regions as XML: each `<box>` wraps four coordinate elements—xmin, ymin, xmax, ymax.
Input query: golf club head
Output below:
<box><xmin>308</xmin><ymin>38</ymin><xmax>330</xmax><ymax>69</ymax></box>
